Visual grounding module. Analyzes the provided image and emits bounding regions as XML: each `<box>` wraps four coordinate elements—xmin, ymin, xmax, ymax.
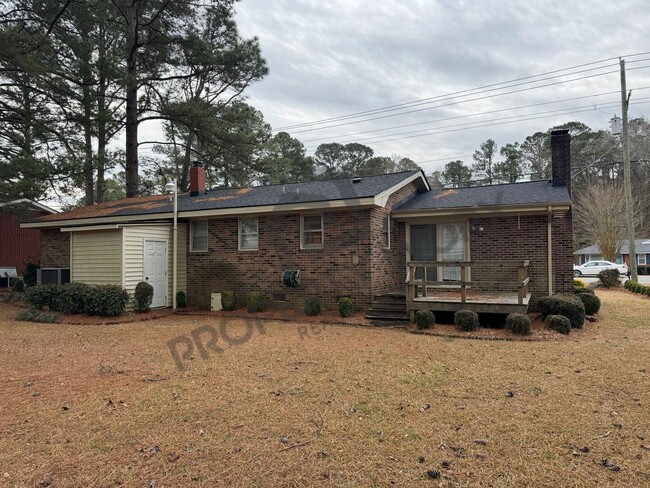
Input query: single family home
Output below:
<box><xmin>23</xmin><ymin>130</ymin><xmax>574</xmax><ymax>318</ymax></box>
<box><xmin>575</xmin><ymin>239</ymin><xmax>650</xmax><ymax>275</ymax></box>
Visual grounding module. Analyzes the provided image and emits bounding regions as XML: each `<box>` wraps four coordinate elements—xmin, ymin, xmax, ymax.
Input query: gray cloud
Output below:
<box><xmin>234</xmin><ymin>0</ymin><xmax>650</xmax><ymax>172</ymax></box>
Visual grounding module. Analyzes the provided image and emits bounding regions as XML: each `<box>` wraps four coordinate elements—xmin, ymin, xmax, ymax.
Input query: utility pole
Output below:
<box><xmin>620</xmin><ymin>58</ymin><xmax>638</xmax><ymax>281</ymax></box>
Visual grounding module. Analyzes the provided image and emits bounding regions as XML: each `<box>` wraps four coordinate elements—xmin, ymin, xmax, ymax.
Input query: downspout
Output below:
<box><xmin>547</xmin><ymin>206</ymin><xmax>553</xmax><ymax>295</ymax></box>
<box><xmin>172</xmin><ymin>182</ymin><xmax>178</xmax><ymax>310</ymax></box>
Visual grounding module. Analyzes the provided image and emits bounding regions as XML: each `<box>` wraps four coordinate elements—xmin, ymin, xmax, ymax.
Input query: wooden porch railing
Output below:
<box><xmin>406</xmin><ymin>260</ymin><xmax>530</xmax><ymax>305</ymax></box>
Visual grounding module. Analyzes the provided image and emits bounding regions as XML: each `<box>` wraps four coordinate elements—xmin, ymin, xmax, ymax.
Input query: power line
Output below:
<box><xmin>300</xmin><ymin>87</ymin><xmax>650</xmax><ymax>144</ymax></box>
<box><xmin>276</xmin><ymin>52</ymin><xmax>650</xmax><ymax>132</ymax></box>
<box><xmin>290</xmin><ymin>68</ymin><xmax>624</xmax><ymax>135</ymax></box>
<box><xmin>304</xmin><ymin>98</ymin><xmax>650</xmax><ymax>150</ymax></box>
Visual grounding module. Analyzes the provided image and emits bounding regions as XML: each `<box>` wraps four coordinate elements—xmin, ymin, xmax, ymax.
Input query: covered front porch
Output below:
<box><xmin>406</xmin><ymin>260</ymin><xmax>531</xmax><ymax>320</ymax></box>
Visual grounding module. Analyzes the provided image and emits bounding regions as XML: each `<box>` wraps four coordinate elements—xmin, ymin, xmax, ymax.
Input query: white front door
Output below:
<box><xmin>144</xmin><ymin>240</ymin><xmax>167</xmax><ymax>308</ymax></box>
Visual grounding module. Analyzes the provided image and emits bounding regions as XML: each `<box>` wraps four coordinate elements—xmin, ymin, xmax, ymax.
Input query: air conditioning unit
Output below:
<box><xmin>37</xmin><ymin>268</ymin><xmax>71</xmax><ymax>286</ymax></box>
<box><xmin>0</xmin><ymin>267</ymin><xmax>17</xmax><ymax>288</ymax></box>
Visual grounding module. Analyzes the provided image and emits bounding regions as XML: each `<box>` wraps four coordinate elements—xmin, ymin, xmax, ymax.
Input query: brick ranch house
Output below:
<box><xmin>1</xmin><ymin>199</ymin><xmax>57</xmax><ymax>280</ymax></box>
<box><xmin>23</xmin><ymin>130</ymin><xmax>574</xmax><ymax>317</ymax></box>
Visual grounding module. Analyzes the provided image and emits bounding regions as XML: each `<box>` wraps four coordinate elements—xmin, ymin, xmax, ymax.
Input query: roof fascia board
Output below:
<box><xmin>0</xmin><ymin>198</ymin><xmax>57</xmax><ymax>214</ymax></box>
<box><xmin>393</xmin><ymin>203</ymin><xmax>571</xmax><ymax>219</ymax></box>
<box><xmin>21</xmin><ymin>196</ymin><xmax>378</xmax><ymax>228</ymax></box>
<box><xmin>374</xmin><ymin>172</ymin><xmax>430</xmax><ymax>207</ymax></box>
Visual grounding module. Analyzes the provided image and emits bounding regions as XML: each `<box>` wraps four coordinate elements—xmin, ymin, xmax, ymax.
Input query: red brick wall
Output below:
<box><xmin>187</xmin><ymin>210</ymin><xmax>374</xmax><ymax>310</ymax></box>
<box><xmin>186</xmin><ymin>183</ymin><xmax>422</xmax><ymax>311</ymax></box>
<box><xmin>369</xmin><ymin>182</ymin><xmax>418</xmax><ymax>296</ymax></box>
<box><xmin>0</xmin><ymin>210</ymin><xmax>46</xmax><ymax>274</ymax></box>
<box><xmin>469</xmin><ymin>211</ymin><xmax>573</xmax><ymax>309</ymax></box>
<box><xmin>40</xmin><ymin>229</ymin><xmax>70</xmax><ymax>268</ymax></box>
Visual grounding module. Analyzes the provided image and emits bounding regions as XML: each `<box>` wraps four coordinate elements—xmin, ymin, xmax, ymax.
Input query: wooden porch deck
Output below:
<box><xmin>406</xmin><ymin>260</ymin><xmax>532</xmax><ymax>320</ymax></box>
<box><xmin>410</xmin><ymin>289</ymin><xmax>531</xmax><ymax>314</ymax></box>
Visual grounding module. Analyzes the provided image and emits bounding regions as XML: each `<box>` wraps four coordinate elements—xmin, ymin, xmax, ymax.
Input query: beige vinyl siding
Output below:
<box><xmin>70</xmin><ymin>229</ymin><xmax>123</xmax><ymax>285</ymax></box>
<box><xmin>123</xmin><ymin>224</ymin><xmax>187</xmax><ymax>306</ymax></box>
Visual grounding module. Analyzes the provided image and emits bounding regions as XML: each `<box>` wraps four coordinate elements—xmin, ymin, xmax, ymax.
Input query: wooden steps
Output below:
<box><xmin>365</xmin><ymin>293</ymin><xmax>408</xmax><ymax>322</ymax></box>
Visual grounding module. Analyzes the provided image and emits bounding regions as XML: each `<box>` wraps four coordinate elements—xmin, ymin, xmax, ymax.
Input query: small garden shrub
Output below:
<box><xmin>597</xmin><ymin>268</ymin><xmax>621</xmax><ymax>288</ymax></box>
<box><xmin>88</xmin><ymin>285</ymin><xmax>128</xmax><ymax>316</ymax></box>
<box><xmin>537</xmin><ymin>294</ymin><xmax>585</xmax><ymax>329</ymax></box>
<box><xmin>11</xmin><ymin>278</ymin><xmax>25</xmax><ymax>292</ymax></box>
<box><xmin>506</xmin><ymin>313</ymin><xmax>531</xmax><ymax>335</ymax></box>
<box><xmin>455</xmin><ymin>309</ymin><xmax>479</xmax><ymax>331</ymax></box>
<box><xmin>338</xmin><ymin>297</ymin><xmax>354</xmax><ymax>317</ymax></box>
<box><xmin>58</xmin><ymin>282</ymin><xmax>94</xmax><ymax>314</ymax></box>
<box><xmin>134</xmin><ymin>281</ymin><xmax>154</xmax><ymax>313</ymax></box>
<box><xmin>16</xmin><ymin>308</ymin><xmax>61</xmax><ymax>323</ymax></box>
<box><xmin>304</xmin><ymin>297</ymin><xmax>322</xmax><ymax>316</ymax></box>
<box><xmin>221</xmin><ymin>291</ymin><xmax>236</xmax><ymax>311</ymax></box>
<box><xmin>24</xmin><ymin>284</ymin><xmax>61</xmax><ymax>311</ymax></box>
<box><xmin>576</xmin><ymin>292</ymin><xmax>601</xmax><ymax>315</ymax></box>
<box><xmin>627</xmin><ymin>282</ymin><xmax>650</xmax><ymax>297</ymax></box>
<box><xmin>415</xmin><ymin>310</ymin><xmax>435</xmax><ymax>329</ymax></box>
<box><xmin>246</xmin><ymin>292</ymin><xmax>267</xmax><ymax>313</ymax></box>
<box><xmin>573</xmin><ymin>278</ymin><xmax>586</xmax><ymax>288</ymax></box>
<box><xmin>23</xmin><ymin>262</ymin><xmax>38</xmax><ymax>287</ymax></box>
<box><xmin>545</xmin><ymin>314</ymin><xmax>571</xmax><ymax>335</ymax></box>
<box><xmin>176</xmin><ymin>291</ymin><xmax>187</xmax><ymax>308</ymax></box>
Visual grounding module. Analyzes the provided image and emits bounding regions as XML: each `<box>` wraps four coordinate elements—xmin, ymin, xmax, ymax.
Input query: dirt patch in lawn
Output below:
<box><xmin>0</xmin><ymin>289</ymin><xmax>648</xmax><ymax>487</ymax></box>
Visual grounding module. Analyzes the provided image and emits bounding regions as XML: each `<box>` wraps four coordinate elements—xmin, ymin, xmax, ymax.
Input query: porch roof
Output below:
<box><xmin>394</xmin><ymin>180</ymin><xmax>570</xmax><ymax>212</ymax></box>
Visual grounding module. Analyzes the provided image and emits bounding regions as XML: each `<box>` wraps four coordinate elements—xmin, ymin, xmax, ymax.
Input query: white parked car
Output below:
<box><xmin>573</xmin><ymin>260</ymin><xmax>628</xmax><ymax>277</ymax></box>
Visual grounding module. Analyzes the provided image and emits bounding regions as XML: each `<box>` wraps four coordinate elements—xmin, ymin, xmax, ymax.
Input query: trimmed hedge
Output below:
<box><xmin>134</xmin><ymin>281</ymin><xmax>154</xmax><ymax>313</ymax></box>
<box><xmin>58</xmin><ymin>282</ymin><xmax>94</xmax><ymax>314</ymax></box>
<box><xmin>545</xmin><ymin>314</ymin><xmax>571</xmax><ymax>335</ymax></box>
<box><xmin>24</xmin><ymin>283</ymin><xmax>128</xmax><ymax>316</ymax></box>
<box><xmin>304</xmin><ymin>297</ymin><xmax>322</xmax><ymax>316</ymax></box>
<box><xmin>24</xmin><ymin>284</ymin><xmax>61</xmax><ymax>311</ymax></box>
<box><xmin>246</xmin><ymin>292</ymin><xmax>267</xmax><ymax>313</ymax></box>
<box><xmin>415</xmin><ymin>310</ymin><xmax>435</xmax><ymax>329</ymax></box>
<box><xmin>597</xmin><ymin>268</ymin><xmax>621</xmax><ymax>288</ymax></box>
<box><xmin>455</xmin><ymin>310</ymin><xmax>479</xmax><ymax>331</ymax></box>
<box><xmin>221</xmin><ymin>291</ymin><xmax>236</xmax><ymax>311</ymax></box>
<box><xmin>537</xmin><ymin>294</ymin><xmax>585</xmax><ymax>329</ymax></box>
<box><xmin>626</xmin><ymin>280</ymin><xmax>650</xmax><ymax>298</ymax></box>
<box><xmin>575</xmin><ymin>287</ymin><xmax>595</xmax><ymax>295</ymax></box>
<box><xmin>506</xmin><ymin>313</ymin><xmax>531</xmax><ymax>335</ymax></box>
<box><xmin>338</xmin><ymin>297</ymin><xmax>354</xmax><ymax>318</ymax></box>
<box><xmin>575</xmin><ymin>292</ymin><xmax>601</xmax><ymax>315</ymax></box>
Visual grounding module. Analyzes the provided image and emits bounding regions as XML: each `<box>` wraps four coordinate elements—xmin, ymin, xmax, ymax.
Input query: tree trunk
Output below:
<box><xmin>180</xmin><ymin>131</ymin><xmax>194</xmax><ymax>192</ymax></box>
<box><xmin>83</xmin><ymin>84</ymin><xmax>94</xmax><ymax>206</ymax></box>
<box><xmin>125</xmin><ymin>2</ymin><xmax>139</xmax><ymax>198</ymax></box>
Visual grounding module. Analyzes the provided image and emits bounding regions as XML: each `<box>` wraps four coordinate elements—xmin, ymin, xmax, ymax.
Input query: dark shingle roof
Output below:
<box><xmin>575</xmin><ymin>239</ymin><xmax>650</xmax><ymax>255</ymax></box>
<box><xmin>35</xmin><ymin>171</ymin><xmax>423</xmax><ymax>223</ymax></box>
<box><xmin>394</xmin><ymin>180</ymin><xmax>571</xmax><ymax>212</ymax></box>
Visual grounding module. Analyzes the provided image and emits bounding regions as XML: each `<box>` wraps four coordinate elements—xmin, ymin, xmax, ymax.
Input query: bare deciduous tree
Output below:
<box><xmin>573</xmin><ymin>182</ymin><xmax>644</xmax><ymax>260</ymax></box>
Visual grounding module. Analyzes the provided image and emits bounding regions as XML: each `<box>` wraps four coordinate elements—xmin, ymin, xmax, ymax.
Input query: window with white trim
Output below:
<box><xmin>638</xmin><ymin>254</ymin><xmax>647</xmax><ymax>265</ymax></box>
<box><xmin>382</xmin><ymin>215</ymin><xmax>390</xmax><ymax>248</ymax></box>
<box><xmin>301</xmin><ymin>214</ymin><xmax>323</xmax><ymax>249</ymax></box>
<box><xmin>190</xmin><ymin>221</ymin><xmax>208</xmax><ymax>252</ymax></box>
<box><xmin>239</xmin><ymin>218</ymin><xmax>259</xmax><ymax>250</ymax></box>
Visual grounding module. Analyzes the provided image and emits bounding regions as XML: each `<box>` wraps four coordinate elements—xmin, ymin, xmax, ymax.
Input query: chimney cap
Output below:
<box><xmin>550</xmin><ymin>129</ymin><xmax>569</xmax><ymax>136</ymax></box>
<box><xmin>192</xmin><ymin>160</ymin><xmax>203</xmax><ymax>168</ymax></box>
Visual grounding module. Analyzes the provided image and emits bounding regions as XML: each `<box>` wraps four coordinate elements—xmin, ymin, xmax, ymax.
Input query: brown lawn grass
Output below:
<box><xmin>0</xmin><ymin>289</ymin><xmax>649</xmax><ymax>487</ymax></box>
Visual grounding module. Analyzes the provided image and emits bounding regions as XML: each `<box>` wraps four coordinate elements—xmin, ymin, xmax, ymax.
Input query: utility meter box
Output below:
<box><xmin>211</xmin><ymin>293</ymin><xmax>223</xmax><ymax>311</ymax></box>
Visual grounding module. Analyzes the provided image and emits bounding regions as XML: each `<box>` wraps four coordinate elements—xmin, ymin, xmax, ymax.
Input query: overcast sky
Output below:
<box><xmin>229</xmin><ymin>0</ymin><xmax>650</xmax><ymax>173</ymax></box>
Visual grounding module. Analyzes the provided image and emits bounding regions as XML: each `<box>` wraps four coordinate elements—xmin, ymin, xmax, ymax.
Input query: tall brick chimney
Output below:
<box><xmin>550</xmin><ymin>129</ymin><xmax>571</xmax><ymax>196</ymax></box>
<box><xmin>189</xmin><ymin>161</ymin><xmax>205</xmax><ymax>196</ymax></box>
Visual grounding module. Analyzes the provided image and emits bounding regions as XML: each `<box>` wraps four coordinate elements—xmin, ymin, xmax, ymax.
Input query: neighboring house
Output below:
<box><xmin>22</xmin><ymin>130</ymin><xmax>574</xmax><ymax>316</ymax></box>
<box><xmin>0</xmin><ymin>199</ymin><xmax>57</xmax><ymax>276</ymax></box>
<box><xmin>575</xmin><ymin>239</ymin><xmax>650</xmax><ymax>275</ymax></box>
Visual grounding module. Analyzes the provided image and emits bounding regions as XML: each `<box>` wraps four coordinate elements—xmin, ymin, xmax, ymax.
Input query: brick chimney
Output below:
<box><xmin>189</xmin><ymin>161</ymin><xmax>205</xmax><ymax>196</ymax></box>
<box><xmin>550</xmin><ymin>129</ymin><xmax>571</xmax><ymax>196</ymax></box>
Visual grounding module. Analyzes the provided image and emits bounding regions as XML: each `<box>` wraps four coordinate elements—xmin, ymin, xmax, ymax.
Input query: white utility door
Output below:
<box><xmin>144</xmin><ymin>240</ymin><xmax>167</xmax><ymax>308</ymax></box>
